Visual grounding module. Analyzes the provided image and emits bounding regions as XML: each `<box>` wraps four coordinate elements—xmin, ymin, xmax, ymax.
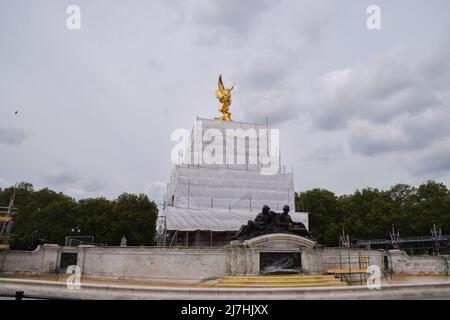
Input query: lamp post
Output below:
<box><xmin>67</xmin><ymin>226</ymin><xmax>81</xmax><ymax>246</ymax></box>
<box><xmin>71</xmin><ymin>226</ymin><xmax>81</xmax><ymax>234</ymax></box>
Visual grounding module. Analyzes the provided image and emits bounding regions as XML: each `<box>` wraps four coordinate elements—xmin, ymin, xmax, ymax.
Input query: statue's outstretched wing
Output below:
<box><xmin>218</xmin><ymin>74</ymin><xmax>225</xmax><ymax>92</ymax></box>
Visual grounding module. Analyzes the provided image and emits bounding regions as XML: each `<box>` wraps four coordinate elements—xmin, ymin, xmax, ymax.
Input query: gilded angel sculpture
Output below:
<box><xmin>215</xmin><ymin>75</ymin><xmax>234</xmax><ymax>121</ymax></box>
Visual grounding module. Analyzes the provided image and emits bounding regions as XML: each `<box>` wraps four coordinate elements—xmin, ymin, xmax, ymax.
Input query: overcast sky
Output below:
<box><xmin>1</xmin><ymin>0</ymin><xmax>450</xmax><ymax>203</ymax></box>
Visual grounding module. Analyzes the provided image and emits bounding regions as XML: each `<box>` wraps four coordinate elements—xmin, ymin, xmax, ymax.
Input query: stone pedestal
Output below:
<box><xmin>228</xmin><ymin>233</ymin><xmax>316</xmax><ymax>275</ymax></box>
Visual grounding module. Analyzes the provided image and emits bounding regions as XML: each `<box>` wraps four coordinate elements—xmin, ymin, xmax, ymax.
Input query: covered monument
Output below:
<box><xmin>156</xmin><ymin>76</ymin><xmax>309</xmax><ymax>246</ymax></box>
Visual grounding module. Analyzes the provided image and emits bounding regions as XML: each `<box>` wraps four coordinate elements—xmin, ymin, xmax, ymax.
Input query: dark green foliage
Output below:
<box><xmin>0</xmin><ymin>183</ymin><xmax>158</xmax><ymax>249</ymax></box>
<box><xmin>295</xmin><ymin>180</ymin><xmax>450</xmax><ymax>246</ymax></box>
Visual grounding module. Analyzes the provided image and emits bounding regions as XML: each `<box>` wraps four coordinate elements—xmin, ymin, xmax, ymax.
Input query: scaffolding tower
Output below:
<box><xmin>0</xmin><ymin>186</ymin><xmax>16</xmax><ymax>251</ymax></box>
<box><xmin>431</xmin><ymin>224</ymin><xmax>442</xmax><ymax>255</ymax></box>
<box><xmin>390</xmin><ymin>224</ymin><xmax>400</xmax><ymax>250</ymax></box>
<box><xmin>324</xmin><ymin>228</ymin><xmax>370</xmax><ymax>286</ymax></box>
<box><xmin>1</xmin><ymin>185</ymin><xmax>17</xmax><ymax>273</ymax></box>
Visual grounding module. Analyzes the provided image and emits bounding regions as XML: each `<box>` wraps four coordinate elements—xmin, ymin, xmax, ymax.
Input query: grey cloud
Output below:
<box><xmin>0</xmin><ymin>177</ymin><xmax>9</xmax><ymax>188</ymax></box>
<box><xmin>148</xmin><ymin>58</ymin><xmax>164</xmax><ymax>72</ymax></box>
<box><xmin>364</xmin><ymin>51</ymin><xmax>414</xmax><ymax>99</ymax></box>
<box><xmin>237</xmin><ymin>52</ymin><xmax>291</xmax><ymax>91</ymax></box>
<box><xmin>416</xmin><ymin>153</ymin><xmax>450</xmax><ymax>175</ymax></box>
<box><xmin>311</xmin><ymin>45</ymin><xmax>450</xmax><ymax>131</ymax></box>
<box><xmin>266</xmin><ymin>102</ymin><xmax>300</xmax><ymax>125</ymax></box>
<box><xmin>64</xmin><ymin>187</ymin><xmax>91</xmax><ymax>200</ymax></box>
<box><xmin>349</xmin><ymin>105</ymin><xmax>450</xmax><ymax>156</ymax></box>
<box><xmin>305</xmin><ymin>144</ymin><xmax>344</xmax><ymax>164</ymax></box>
<box><xmin>237</xmin><ymin>88</ymin><xmax>301</xmax><ymax>125</ymax></box>
<box><xmin>145</xmin><ymin>181</ymin><xmax>166</xmax><ymax>203</ymax></box>
<box><xmin>409</xmin><ymin>140</ymin><xmax>450</xmax><ymax>175</ymax></box>
<box><xmin>286</xmin><ymin>1</ymin><xmax>335</xmax><ymax>46</ymax></box>
<box><xmin>0</xmin><ymin>127</ymin><xmax>27</xmax><ymax>145</ymax></box>
<box><xmin>233</xmin><ymin>46</ymin><xmax>312</xmax><ymax>125</ymax></box>
<box><xmin>2</xmin><ymin>0</ymin><xmax>450</xmax><ymax>200</ymax></box>
<box><xmin>189</xmin><ymin>0</ymin><xmax>273</xmax><ymax>40</ymax></box>
<box><xmin>186</xmin><ymin>0</ymin><xmax>335</xmax><ymax>48</ymax></box>
<box><xmin>401</xmin><ymin>111</ymin><xmax>450</xmax><ymax>150</ymax></box>
<box><xmin>418</xmin><ymin>41</ymin><xmax>450</xmax><ymax>89</ymax></box>
<box><xmin>64</xmin><ymin>180</ymin><xmax>106</xmax><ymax>199</ymax></box>
<box><xmin>305</xmin><ymin>43</ymin><xmax>450</xmax><ymax>158</ymax></box>
<box><xmin>366</xmin><ymin>88</ymin><xmax>439</xmax><ymax>124</ymax></box>
<box><xmin>43</xmin><ymin>168</ymin><xmax>78</xmax><ymax>186</ymax></box>
<box><xmin>349</xmin><ymin>126</ymin><xmax>408</xmax><ymax>156</ymax></box>
<box><xmin>83</xmin><ymin>179</ymin><xmax>105</xmax><ymax>193</ymax></box>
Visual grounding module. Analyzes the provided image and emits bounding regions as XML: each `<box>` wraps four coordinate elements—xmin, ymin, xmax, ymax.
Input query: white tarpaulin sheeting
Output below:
<box><xmin>159</xmin><ymin>118</ymin><xmax>309</xmax><ymax>234</ymax></box>
<box><xmin>164</xmin><ymin>206</ymin><xmax>309</xmax><ymax>232</ymax></box>
<box><xmin>164</xmin><ymin>166</ymin><xmax>296</xmax><ymax>211</ymax></box>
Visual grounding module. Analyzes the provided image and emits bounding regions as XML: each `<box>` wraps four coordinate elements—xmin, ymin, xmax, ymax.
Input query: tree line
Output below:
<box><xmin>296</xmin><ymin>180</ymin><xmax>450</xmax><ymax>246</ymax></box>
<box><xmin>1</xmin><ymin>180</ymin><xmax>449</xmax><ymax>249</ymax></box>
<box><xmin>0</xmin><ymin>182</ymin><xmax>158</xmax><ymax>250</ymax></box>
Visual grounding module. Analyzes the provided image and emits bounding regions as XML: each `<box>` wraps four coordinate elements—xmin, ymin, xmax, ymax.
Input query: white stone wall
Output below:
<box><xmin>389</xmin><ymin>250</ymin><xmax>448</xmax><ymax>275</ymax></box>
<box><xmin>1</xmin><ymin>244</ymin><xmax>59</xmax><ymax>275</ymax></box>
<box><xmin>3</xmin><ymin>244</ymin><xmax>447</xmax><ymax>281</ymax></box>
<box><xmin>78</xmin><ymin>246</ymin><xmax>229</xmax><ymax>281</ymax></box>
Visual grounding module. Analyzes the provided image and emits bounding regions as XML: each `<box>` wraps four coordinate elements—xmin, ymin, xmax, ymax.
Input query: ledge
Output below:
<box><xmin>242</xmin><ymin>233</ymin><xmax>316</xmax><ymax>249</ymax></box>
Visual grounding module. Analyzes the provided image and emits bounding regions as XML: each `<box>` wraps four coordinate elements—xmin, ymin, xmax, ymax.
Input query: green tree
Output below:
<box><xmin>296</xmin><ymin>189</ymin><xmax>343</xmax><ymax>246</ymax></box>
<box><xmin>295</xmin><ymin>181</ymin><xmax>450</xmax><ymax>246</ymax></box>
<box><xmin>1</xmin><ymin>182</ymin><xmax>158</xmax><ymax>249</ymax></box>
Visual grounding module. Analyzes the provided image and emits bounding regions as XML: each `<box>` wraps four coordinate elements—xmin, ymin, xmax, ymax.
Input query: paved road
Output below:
<box><xmin>1</xmin><ymin>295</ymin><xmax>449</xmax><ymax>300</ymax></box>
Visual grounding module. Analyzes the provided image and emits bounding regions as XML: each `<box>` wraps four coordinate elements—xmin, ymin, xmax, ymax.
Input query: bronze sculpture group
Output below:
<box><xmin>232</xmin><ymin>205</ymin><xmax>313</xmax><ymax>240</ymax></box>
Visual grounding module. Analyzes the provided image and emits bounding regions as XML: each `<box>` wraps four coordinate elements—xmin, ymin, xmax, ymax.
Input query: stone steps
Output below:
<box><xmin>213</xmin><ymin>275</ymin><xmax>347</xmax><ymax>288</ymax></box>
<box><xmin>215</xmin><ymin>282</ymin><xmax>347</xmax><ymax>288</ymax></box>
<box><xmin>219</xmin><ymin>275</ymin><xmax>337</xmax><ymax>282</ymax></box>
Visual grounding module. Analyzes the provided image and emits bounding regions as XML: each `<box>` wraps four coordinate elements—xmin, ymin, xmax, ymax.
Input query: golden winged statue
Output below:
<box><xmin>214</xmin><ymin>75</ymin><xmax>234</xmax><ymax>121</ymax></box>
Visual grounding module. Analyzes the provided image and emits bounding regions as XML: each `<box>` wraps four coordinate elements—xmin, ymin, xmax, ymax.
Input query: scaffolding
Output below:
<box><xmin>390</xmin><ymin>224</ymin><xmax>401</xmax><ymax>250</ymax></box>
<box><xmin>431</xmin><ymin>224</ymin><xmax>442</xmax><ymax>255</ymax></box>
<box><xmin>355</xmin><ymin>229</ymin><xmax>450</xmax><ymax>255</ymax></box>
<box><xmin>0</xmin><ymin>186</ymin><xmax>17</xmax><ymax>272</ymax></box>
<box><xmin>325</xmin><ymin>252</ymin><xmax>370</xmax><ymax>286</ymax></box>
<box><xmin>0</xmin><ymin>186</ymin><xmax>16</xmax><ymax>250</ymax></box>
<box><xmin>163</xmin><ymin>229</ymin><xmax>235</xmax><ymax>247</ymax></box>
<box><xmin>324</xmin><ymin>229</ymin><xmax>370</xmax><ymax>285</ymax></box>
